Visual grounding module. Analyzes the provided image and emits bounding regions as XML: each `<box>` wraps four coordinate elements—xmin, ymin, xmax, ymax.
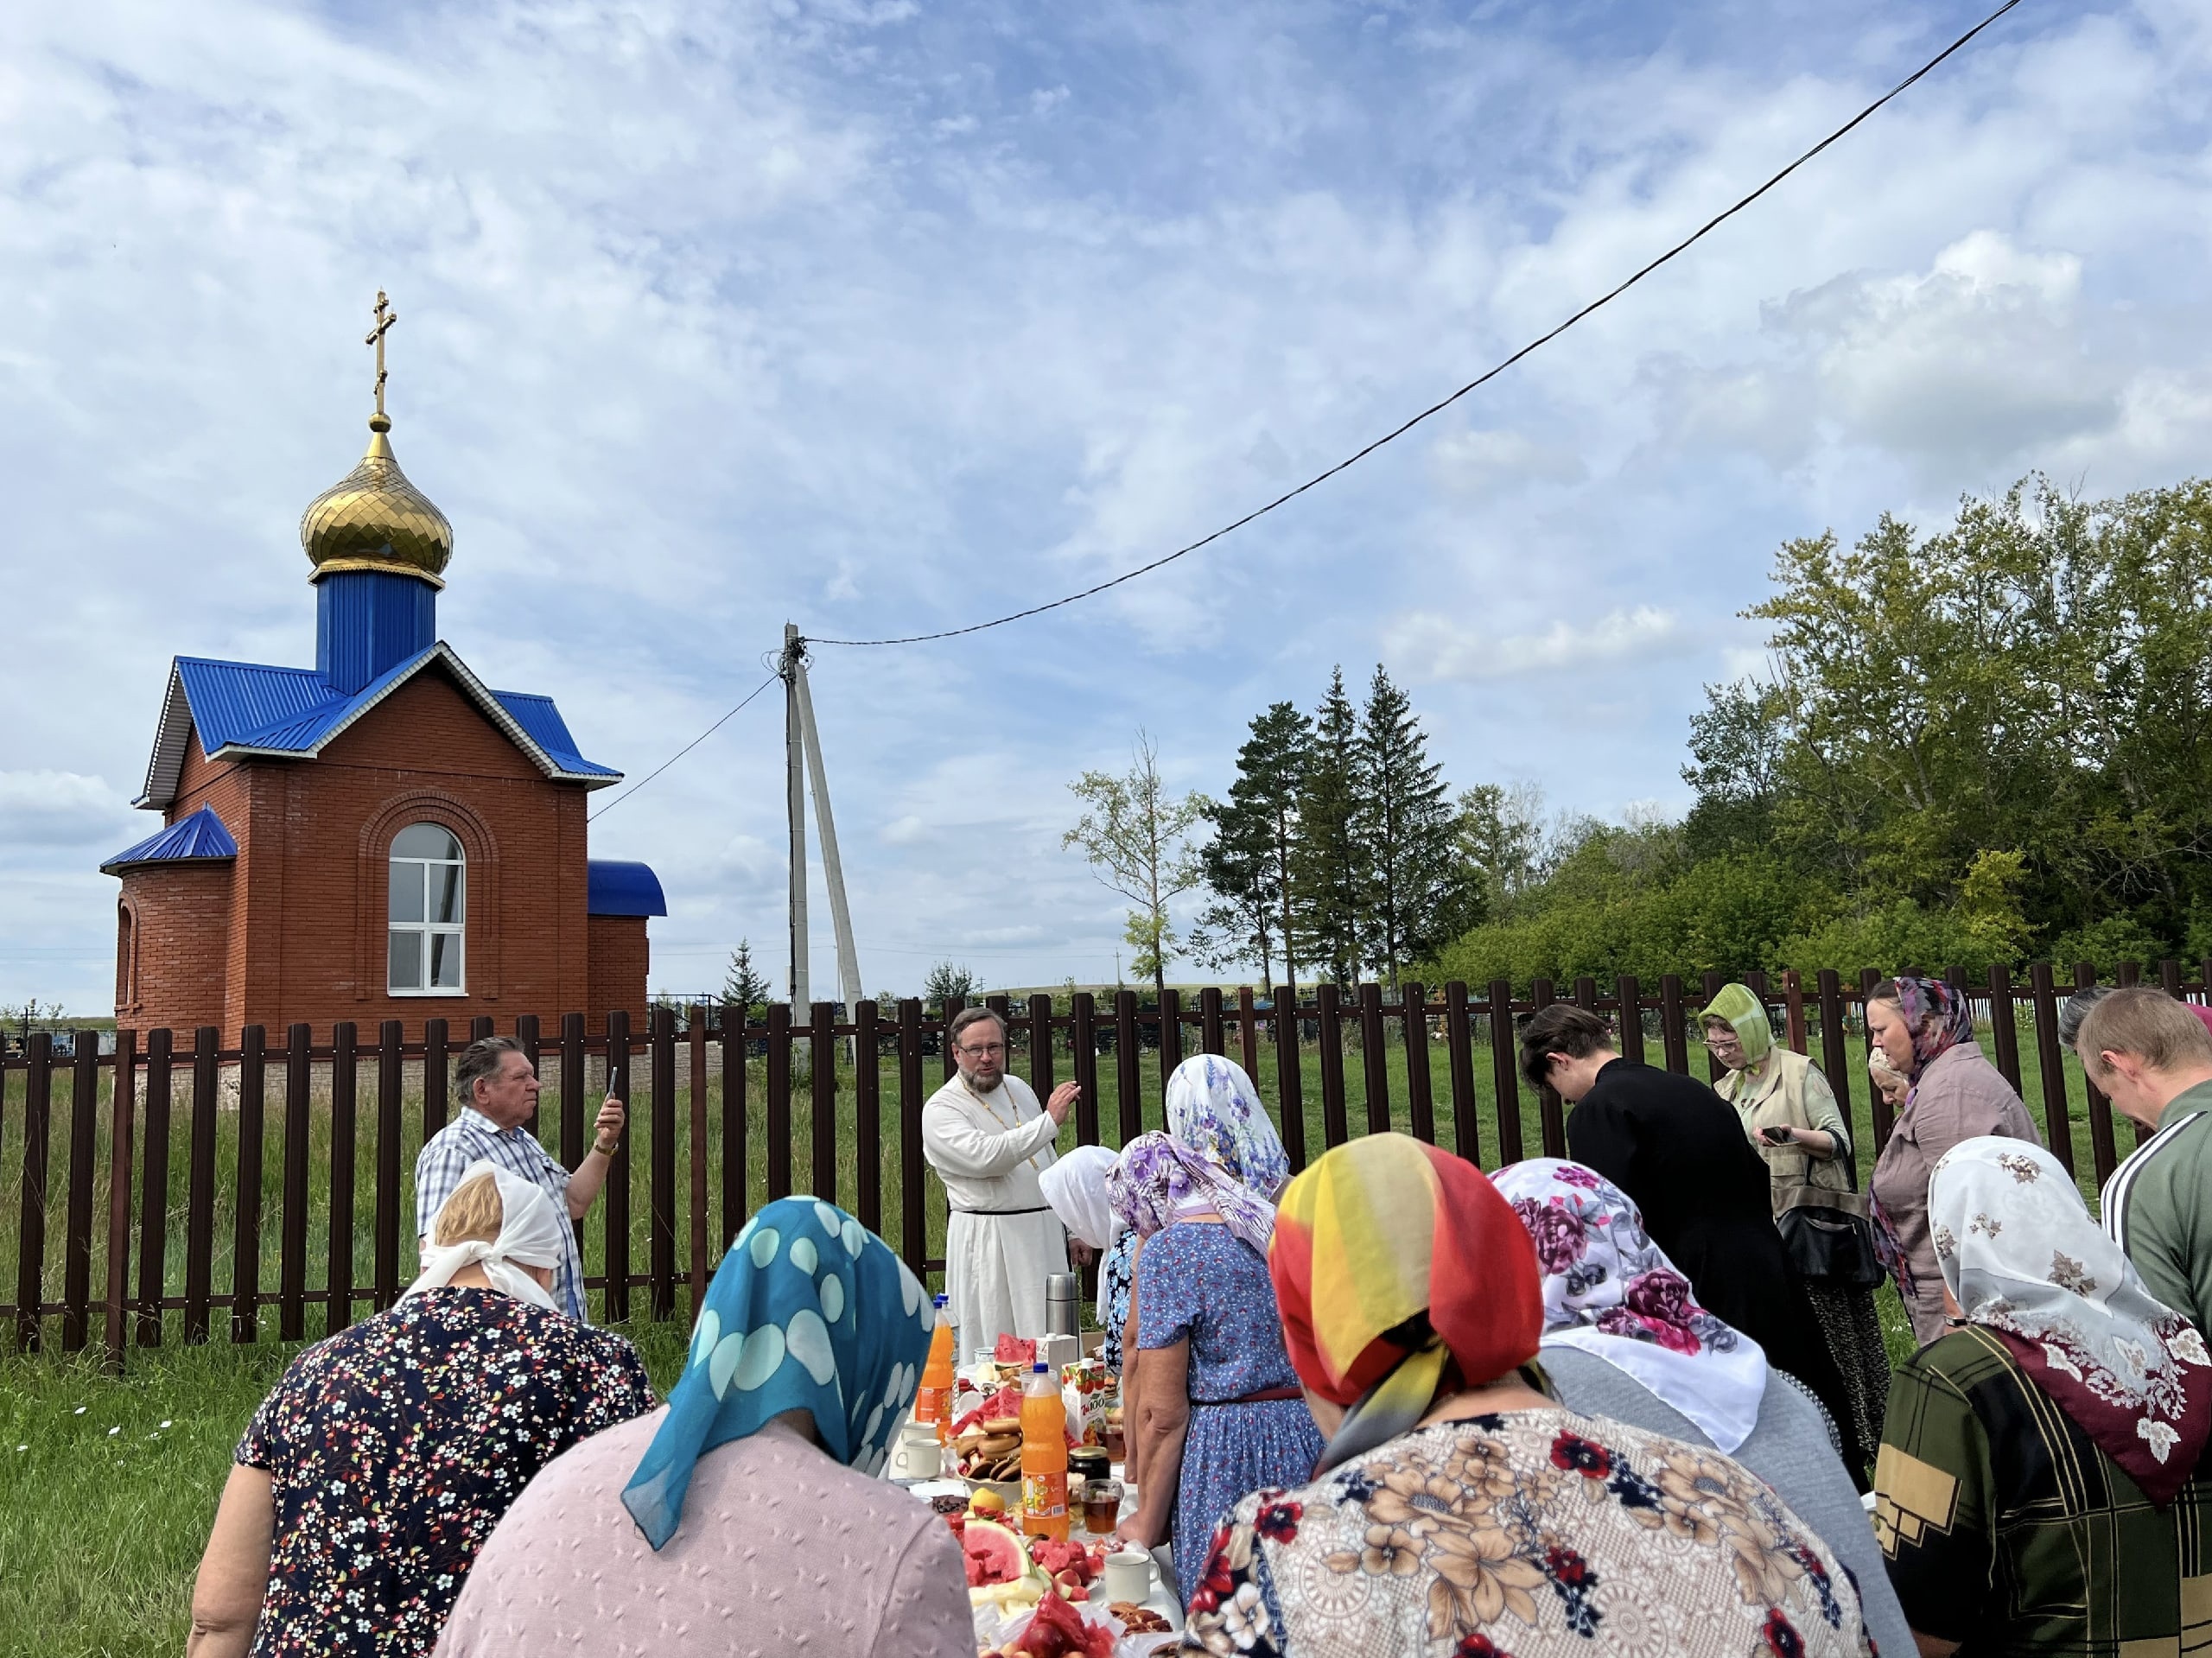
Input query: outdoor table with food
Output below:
<box><xmin>893</xmin><ymin>1335</ymin><xmax>1180</xmax><ymax>1658</ymax></box>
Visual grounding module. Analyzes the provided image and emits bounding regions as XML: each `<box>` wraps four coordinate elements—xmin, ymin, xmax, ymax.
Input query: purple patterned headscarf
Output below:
<box><xmin>1491</xmin><ymin>1158</ymin><xmax>1768</xmax><ymax>1452</ymax></box>
<box><xmin>1107</xmin><ymin>1131</ymin><xmax>1276</xmax><ymax>1255</ymax></box>
<box><xmin>1885</xmin><ymin>975</ymin><xmax>1977</xmax><ymax>1073</ymax></box>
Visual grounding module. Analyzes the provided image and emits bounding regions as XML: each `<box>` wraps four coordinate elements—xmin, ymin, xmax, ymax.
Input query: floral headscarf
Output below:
<box><xmin>1491</xmin><ymin>1159</ymin><xmax>1769</xmax><ymax>1452</ymax></box>
<box><xmin>1885</xmin><ymin>975</ymin><xmax>1977</xmax><ymax>1074</ymax></box>
<box><xmin>1269</xmin><ymin>1134</ymin><xmax>1541</xmax><ymax>1473</ymax></box>
<box><xmin>1930</xmin><ymin>1136</ymin><xmax>2211</xmax><ymax>1505</ymax></box>
<box><xmin>1107</xmin><ymin>1131</ymin><xmax>1276</xmax><ymax>1255</ymax></box>
<box><xmin>622</xmin><ymin>1197</ymin><xmax>932</xmax><ymax>1548</ymax></box>
<box><xmin>1164</xmin><ymin>1054</ymin><xmax>1291</xmax><ymax>1200</ymax></box>
<box><xmin>1699</xmin><ymin>981</ymin><xmax>1774</xmax><ymax>1069</ymax></box>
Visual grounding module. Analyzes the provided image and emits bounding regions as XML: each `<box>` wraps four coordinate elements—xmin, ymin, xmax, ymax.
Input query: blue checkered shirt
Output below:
<box><xmin>413</xmin><ymin>1108</ymin><xmax>588</xmax><ymax>1322</ymax></box>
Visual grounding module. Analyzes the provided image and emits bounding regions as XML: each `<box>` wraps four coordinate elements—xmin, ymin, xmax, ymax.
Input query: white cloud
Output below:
<box><xmin>1427</xmin><ymin>427</ymin><xmax>1587</xmax><ymax>496</ymax></box>
<box><xmin>1388</xmin><ymin>606</ymin><xmax>1695</xmax><ymax>683</ymax></box>
<box><xmin>0</xmin><ymin>772</ymin><xmax>133</xmax><ymax>850</ymax></box>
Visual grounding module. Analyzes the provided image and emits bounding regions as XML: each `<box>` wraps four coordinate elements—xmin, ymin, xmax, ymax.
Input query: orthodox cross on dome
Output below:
<box><xmin>365</xmin><ymin>290</ymin><xmax>397</xmax><ymax>423</ymax></box>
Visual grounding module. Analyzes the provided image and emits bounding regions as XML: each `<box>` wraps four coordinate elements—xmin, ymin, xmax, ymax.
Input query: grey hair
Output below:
<box><xmin>455</xmin><ymin>1036</ymin><xmax>525</xmax><ymax>1107</ymax></box>
<box><xmin>947</xmin><ymin>1006</ymin><xmax>1007</xmax><ymax>1048</ymax></box>
<box><xmin>2056</xmin><ymin>984</ymin><xmax>2114</xmax><ymax>1050</ymax></box>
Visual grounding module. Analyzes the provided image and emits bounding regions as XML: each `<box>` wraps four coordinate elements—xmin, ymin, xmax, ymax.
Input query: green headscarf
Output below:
<box><xmin>1700</xmin><ymin>981</ymin><xmax>1774</xmax><ymax>1066</ymax></box>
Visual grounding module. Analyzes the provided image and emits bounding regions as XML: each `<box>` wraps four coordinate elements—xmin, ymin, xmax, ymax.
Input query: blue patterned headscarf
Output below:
<box><xmin>621</xmin><ymin>1197</ymin><xmax>933</xmax><ymax>1550</ymax></box>
<box><xmin>1163</xmin><ymin>1054</ymin><xmax>1291</xmax><ymax>1200</ymax></box>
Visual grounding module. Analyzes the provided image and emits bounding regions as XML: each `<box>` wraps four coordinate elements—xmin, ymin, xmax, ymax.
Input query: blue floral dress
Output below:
<box><xmin>236</xmin><ymin>1286</ymin><xmax>656</xmax><ymax>1655</ymax></box>
<box><xmin>1100</xmin><ymin>1226</ymin><xmax>1138</xmax><ymax>1375</ymax></box>
<box><xmin>1136</xmin><ymin>1221</ymin><xmax>1325</xmax><ymax>1599</ymax></box>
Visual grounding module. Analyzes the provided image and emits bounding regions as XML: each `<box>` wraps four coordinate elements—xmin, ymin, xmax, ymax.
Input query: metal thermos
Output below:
<box><xmin>1046</xmin><ymin>1272</ymin><xmax>1080</xmax><ymax>1337</ymax></box>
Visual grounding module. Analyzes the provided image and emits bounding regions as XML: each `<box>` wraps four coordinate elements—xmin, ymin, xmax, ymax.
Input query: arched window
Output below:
<box><xmin>388</xmin><ymin>823</ymin><xmax>465</xmax><ymax>994</ymax></box>
<box><xmin>116</xmin><ymin>901</ymin><xmax>137</xmax><ymax>1010</ymax></box>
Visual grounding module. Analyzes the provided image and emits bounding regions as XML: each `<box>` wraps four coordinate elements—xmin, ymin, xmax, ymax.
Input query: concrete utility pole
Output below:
<box><xmin>783</xmin><ymin>625</ymin><xmax>810</xmax><ymax>1007</ymax></box>
<box><xmin>780</xmin><ymin>624</ymin><xmax>864</xmax><ymax>1014</ymax></box>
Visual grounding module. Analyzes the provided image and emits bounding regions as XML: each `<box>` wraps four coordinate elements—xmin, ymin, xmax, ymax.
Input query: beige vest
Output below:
<box><xmin>1716</xmin><ymin>1048</ymin><xmax>1859</xmax><ymax>1217</ymax></box>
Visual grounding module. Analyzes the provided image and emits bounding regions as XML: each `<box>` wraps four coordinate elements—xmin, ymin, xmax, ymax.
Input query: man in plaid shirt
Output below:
<box><xmin>413</xmin><ymin>1035</ymin><xmax>625</xmax><ymax>1322</ymax></box>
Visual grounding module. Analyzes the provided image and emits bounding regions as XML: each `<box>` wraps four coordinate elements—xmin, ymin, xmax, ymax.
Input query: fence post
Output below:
<box><xmin>13</xmin><ymin>1032</ymin><xmax>53</xmax><ymax>1353</ymax></box>
<box><xmin>652</xmin><ymin>1004</ymin><xmax>679</xmax><ymax>1320</ymax></box>
<box><xmin>942</xmin><ymin>994</ymin><xmax>964</xmax><ymax>1084</ymax></box>
<box><xmin>1402</xmin><ymin>982</ymin><xmax>1435</xmax><ymax>1145</ymax></box>
<box><xmin>806</xmin><ymin>1000</ymin><xmax>836</xmax><ymax>1211</ymax></box>
<box><xmin>1615</xmin><ymin>975</ymin><xmax>1644</xmax><ymax>1066</ymax></box>
<box><xmin>1530</xmin><ymin>978</ymin><xmax>1565</xmax><ymax>1158</ymax></box>
<box><xmin>1237</xmin><ymin>987</ymin><xmax>1260</xmax><ymax>1084</ymax></box>
<box><xmin>1071</xmin><ymin>994</ymin><xmax>1101</xmax><ymax>1148</ymax></box>
<box><xmin>1028</xmin><ymin>993</ymin><xmax>1056</xmax><ymax>1119</ymax></box>
<box><xmin>559</xmin><ymin>1013</ymin><xmax>587</xmax><ymax>1176</ymax></box>
<box><xmin>1986</xmin><ymin>965</ymin><xmax>2022</xmax><ymax>1095</ymax></box>
<box><xmin>231</xmin><ymin>1025</ymin><xmax>269</xmax><ymax>1344</ymax></box>
<box><xmin>62</xmin><ymin>1029</ymin><xmax>101</xmax><ymax>1352</ymax></box>
<box><xmin>1782</xmin><ymin>970</ymin><xmax>1808</xmax><ymax>1056</ymax></box>
<box><xmin>279</xmin><ymin>1024</ymin><xmax>311</xmax><ymax>1342</ymax></box>
<box><xmin>2163</xmin><ymin>958</ymin><xmax>2185</xmax><ymax>1000</ymax></box>
<box><xmin>182</xmin><ymin>1026</ymin><xmax>219</xmax><ymax>1344</ymax></box>
<box><xmin>1815</xmin><ymin>972</ymin><xmax>1855</xmax><ymax>1186</ymax></box>
<box><xmin>1273</xmin><ymin>987</ymin><xmax>1306</xmax><ymax>1173</ymax></box>
<box><xmin>327</xmin><ymin>1022</ymin><xmax>358</xmax><ymax>1336</ymax></box>
<box><xmin>1359</xmin><ymin>983</ymin><xmax>1391</xmax><ymax>1137</ymax></box>
<box><xmin>1488</xmin><ymin>981</ymin><xmax>1523</xmax><ymax>1165</ymax></box>
<box><xmin>765</xmin><ymin>1004</ymin><xmax>792</xmax><ymax>1200</ymax></box>
<box><xmin>102</xmin><ymin>1029</ymin><xmax>137</xmax><ymax>1370</ymax></box>
<box><xmin>855</xmin><ymin>1000</ymin><xmax>883</xmax><ymax>1237</ymax></box>
<box><xmin>423</xmin><ymin>1018</ymin><xmax>449</xmax><ymax>1143</ymax></box>
<box><xmin>1114</xmin><ymin>991</ymin><xmax>1143</xmax><ymax>1142</ymax></box>
<box><xmin>1195</xmin><ymin>986</ymin><xmax>1222</xmax><ymax>1057</ymax></box>
<box><xmin>1315</xmin><ymin>983</ymin><xmax>1349</xmax><ymax>1150</ymax></box>
<box><xmin>1659</xmin><ymin>975</ymin><xmax>1688</xmax><ymax>1074</ymax></box>
<box><xmin>898</xmin><ymin>999</ymin><xmax>925</xmax><ymax>1274</ymax></box>
<box><xmin>721</xmin><ymin>1007</ymin><xmax>746</xmax><ymax>1256</ymax></box>
<box><xmin>136</xmin><ymin>1028</ymin><xmax>173</xmax><ymax>1347</ymax></box>
<box><xmin>1158</xmin><ymin>988</ymin><xmax>1184</xmax><ymax>1096</ymax></box>
<box><xmin>373</xmin><ymin>1020</ymin><xmax>404</xmax><ymax>1312</ymax></box>
<box><xmin>605</xmin><ymin>1010</ymin><xmax>633</xmax><ymax>1324</ymax></box>
<box><xmin>1443</xmin><ymin>983</ymin><xmax>1480</xmax><ymax>1165</ymax></box>
<box><xmin>2074</xmin><ymin>963</ymin><xmax>2118</xmax><ymax>1185</ymax></box>
<box><xmin>2028</xmin><ymin>963</ymin><xmax>2074</xmax><ymax>1177</ymax></box>
<box><xmin>2116</xmin><ymin>958</ymin><xmax>2142</xmax><ymax>988</ymax></box>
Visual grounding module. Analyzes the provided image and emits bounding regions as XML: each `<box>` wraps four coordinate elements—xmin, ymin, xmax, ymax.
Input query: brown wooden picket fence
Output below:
<box><xmin>3</xmin><ymin>962</ymin><xmax>2202</xmax><ymax>1370</ymax></box>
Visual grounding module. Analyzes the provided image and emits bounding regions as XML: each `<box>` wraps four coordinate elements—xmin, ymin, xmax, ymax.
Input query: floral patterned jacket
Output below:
<box><xmin>1178</xmin><ymin>1407</ymin><xmax>1875</xmax><ymax>1658</ymax></box>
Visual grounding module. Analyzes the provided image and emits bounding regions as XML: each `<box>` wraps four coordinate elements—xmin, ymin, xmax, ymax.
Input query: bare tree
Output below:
<box><xmin>1063</xmin><ymin>731</ymin><xmax>1212</xmax><ymax>1004</ymax></box>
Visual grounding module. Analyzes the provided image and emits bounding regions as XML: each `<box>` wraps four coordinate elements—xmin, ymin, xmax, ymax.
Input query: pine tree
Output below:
<box><xmin>722</xmin><ymin>940</ymin><xmax>772</xmax><ymax>1016</ymax></box>
<box><xmin>1195</xmin><ymin>702</ymin><xmax>1313</xmax><ymax>993</ymax></box>
<box><xmin>1359</xmin><ymin>665</ymin><xmax>1481</xmax><ymax>985</ymax></box>
<box><xmin>1293</xmin><ymin>669</ymin><xmax>1366</xmax><ymax>986</ymax></box>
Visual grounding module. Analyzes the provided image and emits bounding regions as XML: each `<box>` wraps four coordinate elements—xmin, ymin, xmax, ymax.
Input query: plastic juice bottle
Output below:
<box><xmin>1020</xmin><ymin>1359</ymin><xmax>1070</xmax><ymax>1541</ymax></box>
<box><xmin>917</xmin><ymin>1295</ymin><xmax>957</xmax><ymax>1445</ymax></box>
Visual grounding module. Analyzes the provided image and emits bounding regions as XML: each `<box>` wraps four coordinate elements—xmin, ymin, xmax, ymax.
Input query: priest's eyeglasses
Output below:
<box><xmin>956</xmin><ymin>1041</ymin><xmax>1007</xmax><ymax>1058</ymax></box>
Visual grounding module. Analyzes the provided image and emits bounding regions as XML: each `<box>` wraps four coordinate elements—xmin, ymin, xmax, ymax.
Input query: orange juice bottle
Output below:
<box><xmin>917</xmin><ymin>1295</ymin><xmax>957</xmax><ymax>1445</ymax></box>
<box><xmin>1020</xmin><ymin>1359</ymin><xmax>1070</xmax><ymax>1540</ymax></box>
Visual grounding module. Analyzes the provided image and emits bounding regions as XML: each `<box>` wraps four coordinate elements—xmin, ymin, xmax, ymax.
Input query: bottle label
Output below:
<box><xmin>1022</xmin><ymin>1471</ymin><xmax>1068</xmax><ymax>1522</ymax></box>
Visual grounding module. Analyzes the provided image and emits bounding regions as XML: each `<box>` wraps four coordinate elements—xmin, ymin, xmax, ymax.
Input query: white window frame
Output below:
<box><xmin>387</xmin><ymin>824</ymin><xmax>466</xmax><ymax>997</ymax></box>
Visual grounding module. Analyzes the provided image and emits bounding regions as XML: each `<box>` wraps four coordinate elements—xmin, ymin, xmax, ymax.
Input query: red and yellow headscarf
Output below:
<box><xmin>1268</xmin><ymin>1134</ymin><xmax>1542</xmax><ymax>1469</ymax></box>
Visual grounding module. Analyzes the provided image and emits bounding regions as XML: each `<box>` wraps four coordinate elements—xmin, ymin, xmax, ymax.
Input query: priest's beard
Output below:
<box><xmin>959</xmin><ymin>1058</ymin><xmax>1003</xmax><ymax>1092</ymax></box>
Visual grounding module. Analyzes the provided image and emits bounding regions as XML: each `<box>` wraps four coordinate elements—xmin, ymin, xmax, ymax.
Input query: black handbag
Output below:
<box><xmin>1777</xmin><ymin>1195</ymin><xmax>1884</xmax><ymax>1292</ymax></box>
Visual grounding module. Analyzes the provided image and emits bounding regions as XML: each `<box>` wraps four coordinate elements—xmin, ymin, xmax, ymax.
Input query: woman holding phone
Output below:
<box><xmin>1700</xmin><ymin>982</ymin><xmax>1890</xmax><ymax>1472</ymax></box>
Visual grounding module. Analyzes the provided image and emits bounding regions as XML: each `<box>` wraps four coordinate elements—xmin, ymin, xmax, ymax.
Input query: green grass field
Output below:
<box><xmin>0</xmin><ymin>1021</ymin><xmax>2116</xmax><ymax>1653</ymax></box>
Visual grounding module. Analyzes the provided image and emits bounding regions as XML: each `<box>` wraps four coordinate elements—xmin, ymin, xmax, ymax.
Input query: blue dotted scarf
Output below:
<box><xmin>622</xmin><ymin>1197</ymin><xmax>934</xmax><ymax>1549</ymax></box>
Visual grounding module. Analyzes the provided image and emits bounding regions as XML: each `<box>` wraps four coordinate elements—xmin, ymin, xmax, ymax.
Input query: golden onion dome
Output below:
<box><xmin>300</xmin><ymin>412</ymin><xmax>453</xmax><ymax>587</ymax></box>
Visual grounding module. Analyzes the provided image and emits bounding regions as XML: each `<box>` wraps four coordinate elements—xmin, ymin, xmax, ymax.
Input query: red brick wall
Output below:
<box><xmin>119</xmin><ymin>661</ymin><xmax>607</xmax><ymax>1042</ymax></box>
<box><xmin>115</xmin><ymin>863</ymin><xmax>233</xmax><ymax>1033</ymax></box>
<box><xmin>587</xmin><ymin>915</ymin><xmax>650</xmax><ymax>1032</ymax></box>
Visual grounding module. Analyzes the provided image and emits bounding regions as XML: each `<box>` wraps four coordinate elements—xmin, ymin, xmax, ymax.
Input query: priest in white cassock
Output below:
<box><xmin>923</xmin><ymin>1006</ymin><xmax>1080</xmax><ymax>1350</ymax></box>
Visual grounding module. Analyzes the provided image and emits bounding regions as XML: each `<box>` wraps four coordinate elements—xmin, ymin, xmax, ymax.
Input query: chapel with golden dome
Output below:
<box><xmin>101</xmin><ymin>295</ymin><xmax>664</xmax><ymax>1040</ymax></box>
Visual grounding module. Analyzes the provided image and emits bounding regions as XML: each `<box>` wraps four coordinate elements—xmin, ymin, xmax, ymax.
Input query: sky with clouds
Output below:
<box><xmin>3</xmin><ymin>0</ymin><xmax>2207</xmax><ymax>1009</ymax></box>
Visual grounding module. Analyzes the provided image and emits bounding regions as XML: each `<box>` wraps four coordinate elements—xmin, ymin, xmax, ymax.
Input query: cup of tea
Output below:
<box><xmin>1103</xmin><ymin>1548</ymin><xmax>1152</xmax><ymax>1604</ymax></box>
<box><xmin>1079</xmin><ymin>1477</ymin><xmax>1124</xmax><ymax>1535</ymax></box>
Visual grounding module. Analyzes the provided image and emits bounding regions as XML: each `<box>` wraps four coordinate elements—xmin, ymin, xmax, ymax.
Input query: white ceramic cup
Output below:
<box><xmin>1103</xmin><ymin>1549</ymin><xmax>1152</xmax><ymax>1604</ymax></box>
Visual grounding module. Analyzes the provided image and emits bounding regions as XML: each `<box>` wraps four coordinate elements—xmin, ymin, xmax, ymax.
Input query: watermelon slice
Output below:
<box><xmin>1008</xmin><ymin>1586</ymin><xmax>1115</xmax><ymax>1657</ymax></box>
<box><xmin>963</xmin><ymin>1518</ymin><xmax>1029</xmax><ymax>1587</ymax></box>
<box><xmin>995</xmin><ymin>1334</ymin><xmax>1038</xmax><ymax>1366</ymax></box>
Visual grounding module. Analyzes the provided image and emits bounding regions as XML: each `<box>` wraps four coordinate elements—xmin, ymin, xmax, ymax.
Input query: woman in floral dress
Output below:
<box><xmin>1179</xmin><ymin>1132</ymin><xmax>1875</xmax><ymax>1658</ymax></box>
<box><xmin>1109</xmin><ymin>1125</ymin><xmax>1322</xmax><ymax>1601</ymax></box>
<box><xmin>187</xmin><ymin>1164</ymin><xmax>656</xmax><ymax>1657</ymax></box>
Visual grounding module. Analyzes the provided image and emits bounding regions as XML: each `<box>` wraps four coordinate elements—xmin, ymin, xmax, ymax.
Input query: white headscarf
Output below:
<box><xmin>405</xmin><ymin>1159</ymin><xmax>567</xmax><ymax>1313</ymax></box>
<box><xmin>1039</xmin><ymin>1144</ymin><xmax>1118</xmax><ymax>1251</ymax></box>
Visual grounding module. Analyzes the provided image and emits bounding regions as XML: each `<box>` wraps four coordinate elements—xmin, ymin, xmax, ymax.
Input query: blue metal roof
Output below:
<box><xmin>101</xmin><ymin>805</ymin><xmax>238</xmax><ymax>874</ymax></box>
<box><xmin>588</xmin><ymin>860</ymin><xmax>667</xmax><ymax>917</ymax></box>
<box><xmin>138</xmin><ymin>644</ymin><xmax>620</xmax><ymax>808</ymax></box>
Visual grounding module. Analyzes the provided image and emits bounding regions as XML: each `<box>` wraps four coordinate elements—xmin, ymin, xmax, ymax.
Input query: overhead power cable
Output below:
<box><xmin>809</xmin><ymin>0</ymin><xmax>2021</xmax><ymax>650</ymax></box>
<box><xmin>588</xmin><ymin>670</ymin><xmax>781</xmax><ymax>823</ymax></box>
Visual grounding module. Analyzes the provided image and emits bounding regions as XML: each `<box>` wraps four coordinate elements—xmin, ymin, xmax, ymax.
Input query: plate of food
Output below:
<box><xmin>954</xmin><ymin>1412</ymin><xmax>1027</xmax><ymax>1490</ymax></box>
